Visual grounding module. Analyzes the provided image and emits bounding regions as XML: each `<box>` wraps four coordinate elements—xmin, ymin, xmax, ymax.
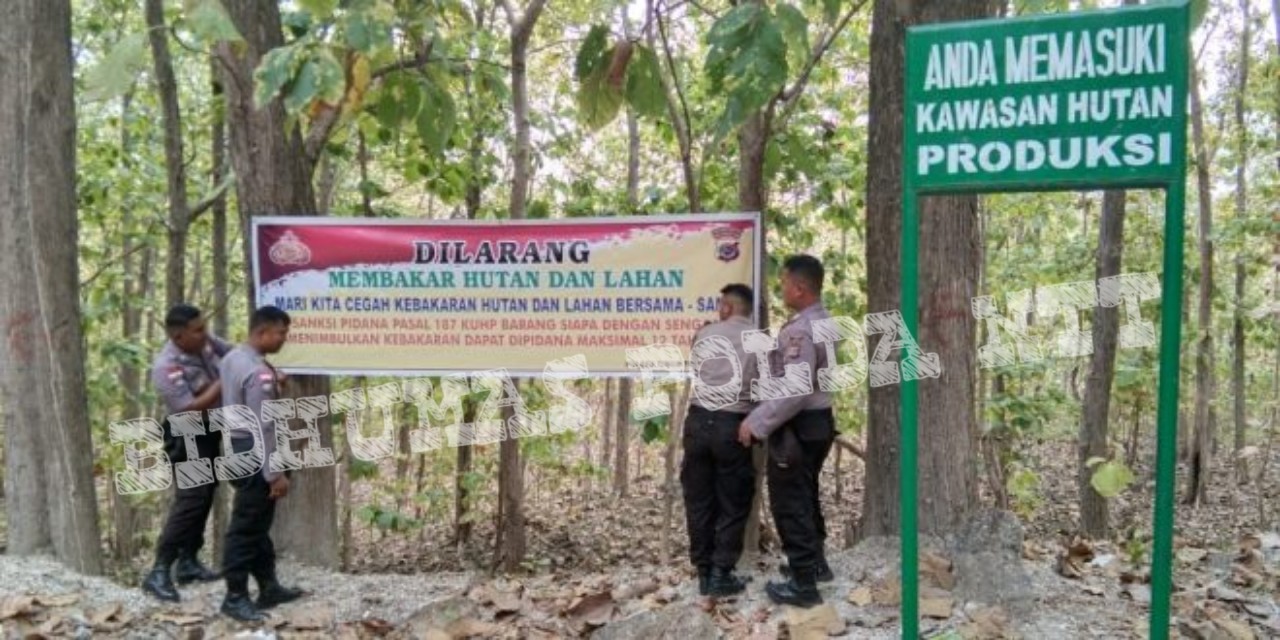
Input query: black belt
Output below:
<box><xmin>689</xmin><ymin>404</ymin><xmax>748</xmax><ymax>418</ymax></box>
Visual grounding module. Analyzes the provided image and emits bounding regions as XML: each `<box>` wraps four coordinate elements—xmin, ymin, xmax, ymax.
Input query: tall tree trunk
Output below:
<box><xmin>0</xmin><ymin>0</ymin><xmax>103</xmax><ymax>574</ymax></box>
<box><xmin>216</xmin><ymin>0</ymin><xmax>337</xmax><ymax>568</ymax></box>
<box><xmin>1232</xmin><ymin>0</ymin><xmax>1251</xmax><ymax>483</ymax></box>
<box><xmin>1079</xmin><ymin>190</ymin><xmax>1126</xmax><ymax>538</ymax></box>
<box><xmin>1186</xmin><ymin>62</ymin><xmax>1215</xmax><ymax>507</ymax></box>
<box><xmin>495</xmin><ymin>0</ymin><xmax>546</xmax><ymax>572</ymax></box>
<box><xmin>859</xmin><ymin>0</ymin><xmax>998</xmax><ymax>540</ymax></box>
<box><xmin>601</xmin><ymin>378</ymin><xmax>615</xmax><ymax>474</ymax></box>
<box><xmin>145</xmin><ymin>0</ymin><xmax>191</xmax><ymax>308</ymax></box>
<box><xmin>209</xmin><ymin>69</ymin><xmax>231</xmax><ymax>564</ymax></box>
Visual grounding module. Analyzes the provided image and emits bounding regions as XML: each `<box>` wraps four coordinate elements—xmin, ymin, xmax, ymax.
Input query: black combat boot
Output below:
<box><xmin>707</xmin><ymin>566</ymin><xmax>748</xmax><ymax>597</ymax></box>
<box><xmin>697</xmin><ymin>565</ymin><xmax>711</xmax><ymax>596</ymax></box>
<box><xmin>765</xmin><ymin>566</ymin><xmax>822</xmax><ymax>608</ymax></box>
<box><xmin>173</xmin><ymin>552</ymin><xmax>219</xmax><ymax>585</ymax></box>
<box><xmin>141</xmin><ymin>560</ymin><xmax>180</xmax><ymax>602</ymax></box>
<box><xmin>254</xmin><ymin>568</ymin><xmax>303</xmax><ymax>610</ymax></box>
<box><xmin>779</xmin><ymin>556</ymin><xmax>834</xmax><ymax>583</ymax></box>
<box><xmin>221</xmin><ymin>575</ymin><xmax>264</xmax><ymax>622</ymax></box>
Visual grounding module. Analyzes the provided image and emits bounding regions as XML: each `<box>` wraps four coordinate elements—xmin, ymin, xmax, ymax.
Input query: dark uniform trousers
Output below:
<box><xmin>766</xmin><ymin>408</ymin><xmax>835</xmax><ymax>572</ymax></box>
<box><xmin>680</xmin><ymin>405</ymin><xmax>756</xmax><ymax>570</ymax></box>
<box><xmin>222</xmin><ymin>436</ymin><xmax>279</xmax><ymax>589</ymax></box>
<box><xmin>154</xmin><ymin>418</ymin><xmax>222</xmax><ymax>564</ymax></box>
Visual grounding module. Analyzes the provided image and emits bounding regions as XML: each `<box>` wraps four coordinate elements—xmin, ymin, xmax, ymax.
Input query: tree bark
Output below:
<box><xmin>216</xmin><ymin>0</ymin><xmax>337</xmax><ymax>568</ymax></box>
<box><xmin>495</xmin><ymin>0</ymin><xmax>546</xmax><ymax>572</ymax></box>
<box><xmin>145</xmin><ymin>0</ymin><xmax>192</xmax><ymax>308</ymax></box>
<box><xmin>614</xmin><ymin>380</ymin><xmax>632</xmax><ymax>498</ymax></box>
<box><xmin>0</xmin><ymin>0</ymin><xmax>104</xmax><ymax>574</ymax></box>
<box><xmin>1079</xmin><ymin>190</ymin><xmax>1126</xmax><ymax>538</ymax></box>
<box><xmin>1186</xmin><ymin>61</ymin><xmax>1215</xmax><ymax>507</ymax></box>
<box><xmin>1232</xmin><ymin>0</ymin><xmax>1251</xmax><ymax>484</ymax></box>
<box><xmin>859</xmin><ymin>0</ymin><xmax>998</xmax><ymax>540</ymax></box>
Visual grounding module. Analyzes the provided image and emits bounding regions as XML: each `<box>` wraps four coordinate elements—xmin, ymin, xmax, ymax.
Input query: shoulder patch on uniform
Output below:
<box><xmin>258</xmin><ymin>371</ymin><xmax>274</xmax><ymax>381</ymax></box>
<box><xmin>167</xmin><ymin>367</ymin><xmax>184</xmax><ymax>380</ymax></box>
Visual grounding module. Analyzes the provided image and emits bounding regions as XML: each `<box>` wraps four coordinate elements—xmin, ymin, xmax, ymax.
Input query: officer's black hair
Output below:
<box><xmin>782</xmin><ymin>254</ymin><xmax>824</xmax><ymax>294</ymax></box>
<box><xmin>164</xmin><ymin>304</ymin><xmax>203</xmax><ymax>333</ymax></box>
<box><xmin>719</xmin><ymin>283</ymin><xmax>754</xmax><ymax>315</ymax></box>
<box><xmin>250</xmin><ymin>305</ymin><xmax>291</xmax><ymax>331</ymax></box>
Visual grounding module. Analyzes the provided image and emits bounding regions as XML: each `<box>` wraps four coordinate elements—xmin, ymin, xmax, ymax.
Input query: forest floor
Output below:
<box><xmin>2</xmin><ymin>436</ymin><xmax>1279</xmax><ymax>639</ymax></box>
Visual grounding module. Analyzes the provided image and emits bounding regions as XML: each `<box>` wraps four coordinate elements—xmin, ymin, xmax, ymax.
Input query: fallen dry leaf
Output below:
<box><xmin>920</xmin><ymin>551</ymin><xmax>955</xmax><ymax>590</ymax></box>
<box><xmin>1207</xmin><ymin>609</ymin><xmax>1258</xmax><ymax>640</ymax></box>
<box><xmin>153</xmin><ymin>611</ymin><xmax>204</xmax><ymax>626</ymax></box>
<box><xmin>492</xmin><ymin>589</ymin><xmax>523</xmax><ymax>614</ymax></box>
<box><xmin>287</xmin><ymin>606</ymin><xmax>335</xmax><ymax>631</ymax></box>
<box><xmin>565</xmin><ymin>591</ymin><xmax>614</xmax><ymax>629</ymax></box>
<box><xmin>88</xmin><ymin>602</ymin><xmax>128</xmax><ymax>629</ymax></box>
<box><xmin>0</xmin><ymin>596</ymin><xmax>35</xmax><ymax>620</ymax></box>
<box><xmin>871</xmin><ymin>577</ymin><xmax>901</xmax><ymax>607</ymax></box>
<box><xmin>785</xmin><ymin>603</ymin><xmax>843</xmax><ymax>640</ymax></box>
<box><xmin>360</xmin><ymin>617</ymin><xmax>395</xmax><ymax>635</ymax></box>
<box><xmin>960</xmin><ymin>605</ymin><xmax>1015</xmax><ymax>640</ymax></box>
<box><xmin>921</xmin><ymin>597</ymin><xmax>954</xmax><ymax>619</ymax></box>
<box><xmin>446</xmin><ymin>617</ymin><xmax>502</xmax><ymax>638</ymax></box>
<box><xmin>611</xmin><ymin>578</ymin><xmax>659</xmax><ymax>602</ymax></box>
<box><xmin>847</xmin><ymin>586</ymin><xmax>873</xmax><ymax>607</ymax></box>
<box><xmin>1121</xmin><ymin>584</ymin><xmax>1151</xmax><ymax>605</ymax></box>
<box><xmin>32</xmin><ymin>594</ymin><xmax>79</xmax><ymax>608</ymax></box>
<box><xmin>1081</xmin><ymin>584</ymin><xmax>1105</xmax><ymax>597</ymax></box>
<box><xmin>1057</xmin><ymin>540</ymin><xmax>1094</xmax><ymax>580</ymax></box>
<box><xmin>1177</xmin><ymin>548</ymin><xmax>1209</xmax><ymax>565</ymax></box>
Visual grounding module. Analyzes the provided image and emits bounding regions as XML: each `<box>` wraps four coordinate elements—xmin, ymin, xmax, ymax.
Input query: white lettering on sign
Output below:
<box><xmin>924</xmin><ymin>39</ymin><xmax>999</xmax><ymax>90</ymax></box>
<box><xmin>917</xmin><ymin>133</ymin><xmax>1172</xmax><ymax>177</ymax></box>
<box><xmin>1004</xmin><ymin>25</ymin><xmax>1166</xmax><ymax>84</ymax></box>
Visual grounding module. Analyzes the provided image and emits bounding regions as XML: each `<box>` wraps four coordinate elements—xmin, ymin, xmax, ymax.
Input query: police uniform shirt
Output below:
<box><xmin>691</xmin><ymin>315</ymin><xmax>759</xmax><ymax>414</ymax></box>
<box><xmin>745</xmin><ymin>302</ymin><xmax>832</xmax><ymax>439</ymax></box>
<box><xmin>218</xmin><ymin>345</ymin><xmax>284</xmax><ymax>482</ymax></box>
<box><xmin>151</xmin><ymin>335</ymin><xmax>231</xmax><ymax>416</ymax></box>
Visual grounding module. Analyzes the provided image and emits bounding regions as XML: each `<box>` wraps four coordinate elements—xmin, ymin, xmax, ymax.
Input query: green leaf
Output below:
<box><xmin>284</xmin><ymin>59</ymin><xmax>321</xmax><ymax>113</ymax></box>
<box><xmin>356</xmin><ymin>505</ymin><xmax>378</xmax><ymax>523</ymax></box>
<box><xmin>641</xmin><ymin>415</ymin><xmax>669</xmax><ymax>444</ymax></box>
<box><xmin>1090</xmin><ymin>460</ymin><xmax>1135</xmax><ymax>499</ymax></box>
<box><xmin>821</xmin><ymin>0</ymin><xmax>841</xmax><ymax>24</ymax></box>
<box><xmin>775</xmin><ymin>3</ymin><xmax>810</xmax><ymax>69</ymax></box>
<box><xmin>344</xmin><ymin>11</ymin><xmax>389</xmax><ymax>53</ymax></box>
<box><xmin>253</xmin><ymin>45</ymin><xmax>299</xmax><ymax>109</ymax></box>
<box><xmin>374</xmin><ymin>511</ymin><xmax>397</xmax><ymax>531</ymax></box>
<box><xmin>576</xmin><ymin>54</ymin><xmax>624</xmax><ymax>130</ymax></box>
<box><xmin>575</xmin><ymin>25</ymin><xmax>611</xmax><ymax>81</ymax></box>
<box><xmin>705</xmin><ymin>5</ymin><xmax>788</xmax><ymax>141</ymax></box>
<box><xmin>184</xmin><ymin>0</ymin><xmax>244</xmax><ymax>43</ymax></box>
<box><xmin>1084</xmin><ymin>456</ymin><xmax>1107</xmax><ymax>469</ymax></box>
<box><xmin>314</xmin><ymin>48</ymin><xmax>347</xmax><ymax>105</ymax></box>
<box><xmin>299</xmin><ymin>0</ymin><xmax>338</xmax><ymax>20</ymax></box>
<box><xmin>84</xmin><ymin>32</ymin><xmax>149</xmax><ymax>102</ymax></box>
<box><xmin>417</xmin><ymin>78</ymin><xmax>458</xmax><ymax>156</ymax></box>
<box><xmin>624</xmin><ymin>45</ymin><xmax>666</xmax><ymax>119</ymax></box>
<box><xmin>375</xmin><ymin>74</ymin><xmax>422</xmax><ymax>128</ymax></box>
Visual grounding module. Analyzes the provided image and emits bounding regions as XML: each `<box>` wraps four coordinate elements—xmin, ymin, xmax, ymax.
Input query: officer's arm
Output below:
<box><xmin>243</xmin><ymin>369</ymin><xmax>281</xmax><ymax>482</ymax></box>
<box><xmin>745</xmin><ymin>326</ymin><xmax>819</xmax><ymax>439</ymax></box>
<box><xmin>153</xmin><ymin>362</ymin><xmax>218</xmax><ymax>414</ymax></box>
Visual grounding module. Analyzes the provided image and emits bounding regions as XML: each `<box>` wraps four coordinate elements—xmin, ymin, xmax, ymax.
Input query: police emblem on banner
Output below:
<box><xmin>712</xmin><ymin>226</ymin><xmax>743</xmax><ymax>262</ymax></box>
<box><xmin>269</xmin><ymin>230</ymin><xmax>312</xmax><ymax>266</ymax></box>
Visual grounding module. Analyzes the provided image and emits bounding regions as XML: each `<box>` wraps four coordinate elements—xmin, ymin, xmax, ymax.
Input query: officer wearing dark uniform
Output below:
<box><xmin>738</xmin><ymin>255</ymin><xmax>835</xmax><ymax>607</ymax></box>
<box><xmin>682</xmin><ymin>283</ymin><xmax>760</xmax><ymax>597</ymax></box>
<box><xmin>142</xmin><ymin>304</ymin><xmax>228</xmax><ymax>602</ymax></box>
<box><xmin>217</xmin><ymin>306</ymin><xmax>302</xmax><ymax>622</ymax></box>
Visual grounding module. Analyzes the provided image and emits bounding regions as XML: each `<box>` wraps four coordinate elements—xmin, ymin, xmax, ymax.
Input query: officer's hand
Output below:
<box><xmin>269</xmin><ymin>475</ymin><xmax>290</xmax><ymax>499</ymax></box>
<box><xmin>737</xmin><ymin>421</ymin><xmax>755</xmax><ymax>448</ymax></box>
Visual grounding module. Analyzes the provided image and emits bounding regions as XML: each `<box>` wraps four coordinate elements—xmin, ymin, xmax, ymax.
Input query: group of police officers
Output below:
<box><xmin>143</xmin><ymin>304</ymin><xmax>302</xmax><ymax>621</ymax></box>
<box><xmin>141</xmin><ymin>253</ymin><xmax>835</xmax><ymax>619</ymax></box>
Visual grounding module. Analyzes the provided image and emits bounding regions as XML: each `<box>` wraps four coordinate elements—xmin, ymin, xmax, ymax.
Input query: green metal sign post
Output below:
<box><xmin>899</xmin><ymin>2</ymin><xmax>1190</xmax><ymax>638</ymax></box>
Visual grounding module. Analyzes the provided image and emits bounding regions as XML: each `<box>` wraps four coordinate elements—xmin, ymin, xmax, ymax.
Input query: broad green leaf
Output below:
<box><xmin>1084</xmin><ymin>456</ymin><xmax>1107</xmax><ymax>468</ymax></box>
<box><xmin>344</xmin><ymin>11</ymin><xmax>389</xmax><ymax>53</ymax></box>
<box><xmin>1090</xmin><ymin>460</ymin><xmax>1134</xmax><ymax>499</ymax></box>
<box><xmin>417</xmin><ymin>78</ymin><xmax>457</xmax><ymax>156</ymax></box>
<box><xmin>775</xmin><ymin>3</ymin><xmax>810</xmax><ymax>69</ymax></box>
<box><xmin>253</xmin><ymin>45</ymin><xmax>300</xmax><ymax>109</ymax></box>
<box><xmin>284</xmin><ymin>59</ymin><xmax>321</xmax><ymax>113</ymax></box>
<box><xmin>821</xmin><ymin>0</ymin><xmax>841</xmax><ymax>24</ymax></box>
<box><xmin>314</xmin><ymin>48</ymin><xmax>347</xmax><ymax>106</ymax></box>
<box><xmin>705</xmin><ymin>4</ymin><xmax>788</xmax><ymax>141</ymax></box>
<box><xmin>375</xmin><ymin>74</ymin><xmax>422</xmax><ymax>128</ymax></box>
<box><xmin>624</xmin><ymin>45</ymin><xmax>666</xmax><ymax>119</ymax></box>
<box><xmin>575</xmin><ymin>25</ymin><xmax>611</xmax><ymax>82</ymax></box>
<box><xmin>84</xmin><ymin>32</ymin><xmax>148</xmax><ymax>102</ymax></box>
<box><xmin>184</xmin><ymin>0</ymin><xmax>244</xmax><ymax>43</ymax></box>
<box><xmin>299</xmin><ymin>0</ymin><xmax>338</xmax><ymax>20</ymax></box>
<box><xmin>576</xmin><ymin>52</ymin><xmax>624</xmax><ymax>130</ymax></box>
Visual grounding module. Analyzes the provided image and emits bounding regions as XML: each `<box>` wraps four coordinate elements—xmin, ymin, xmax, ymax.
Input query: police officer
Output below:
<box><xmin>143</xmin><ymin>304</ymin><xmax>228</xmax><ymax>602</ymax></box>
<box><xmin>737</xmin><ymin>255</ymin><xmax>835</xmax><ymax>607</ymax></box>
<box><xmin>682</xmin><ymin>283</ymin><xmax>760</xmax><ymax>597</ymax></box>
<box><xmin>218</xmin><ymin>306</ymin><xmax>303</xmax><ymax>621</ymax></box>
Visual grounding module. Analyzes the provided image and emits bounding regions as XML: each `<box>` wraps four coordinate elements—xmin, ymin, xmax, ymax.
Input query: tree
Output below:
<box><xmin>1231</xmin><ymin>0</ymin><xmax>1251</xmax><ymax>483</ymax></box>
<box><xmin>1185</xmin><ymin>58</ymin><xmax>1215</xmax><ymax>507</ymax></box>
<box><xmin>0</xmin><ymin>0</ymin><xmax>104</xmax><ymax>574</ymax></box>
<box><xmin>859</xmin><ymin>0</ymin><xmax>1000</xmax><ymax>539</ymax></box>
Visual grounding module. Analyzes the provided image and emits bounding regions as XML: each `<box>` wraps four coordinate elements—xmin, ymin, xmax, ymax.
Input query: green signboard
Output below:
<box><xmin>905</xmin><ymin>2</ymin><xmax>1189</xmax><ymax>193</ymax></box>
<box><xmin>899</xmin><ymin>2</ymin><xmax>1190</xmax><ymax>640</ymax></box>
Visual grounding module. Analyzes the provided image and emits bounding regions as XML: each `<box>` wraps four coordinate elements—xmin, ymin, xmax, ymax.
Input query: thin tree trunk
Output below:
<box><xmin>1186</xmin><ymin>61</ymin><xmax>1215</xmax><ymax>507</ymax></box>
<box><xmin>217</xmin><ymin>0</ymin><xmax>337</xmax><ymax>568</ymax></box>
<box><xmin>661</xmin><ymin>382</ymin><xmax>690</xmax><ymax>564</ymax></box>
<box><xmin>145</xmin><ymin>0</ymin><xmax>191</xmax><ymax>308</ymax></box>
<box><xmin>0</xmin><ymin>0</ymin><xmax>103</xmax><ymax>573</ymax></box>
<box><xmin>614</xmin><ymin>380</ymin><xmax>632</xmax><ymax>498</ymax></box>
<box><xmin>1232</xmin><ymin>0</ymin><xmax>1251</xmax><ymax>484</ymax></box>
<box><xmin>601</xmin><ymin>378</ymin><xmax>615</xmax><ymax>474</ymax></box>
<box><xmin>1079</xmin><ymin>189</ymin><xmax>1126</xmax><ymax>538</ymax></box>
<box><xmin>495</xmin><ymin>0</ymin><xmax>546</xmax><ymax>572</ymax></box>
